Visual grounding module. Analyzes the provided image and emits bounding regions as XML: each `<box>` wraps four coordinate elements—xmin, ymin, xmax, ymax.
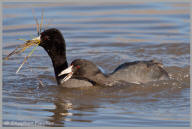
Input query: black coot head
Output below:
<box><xmin>71</xmin><ymin>59</ymin><xmax>101</xmax><ymax>79</ymax></box>
<box><xmin>58</xmin><ymin>59</ymin><xmax>103</xmax><ymax>83</ymax></box>
<box><xmin>39</xmin><ymin>28</ymin><xmax>66</xmax><ymax>52</ymax></box>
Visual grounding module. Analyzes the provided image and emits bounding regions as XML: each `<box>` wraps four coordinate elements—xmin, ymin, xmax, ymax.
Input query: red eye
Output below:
<box><xmin>76</xmin><ymin>65</ymin><xmax>80</xmax><ymax>69</ymax></box>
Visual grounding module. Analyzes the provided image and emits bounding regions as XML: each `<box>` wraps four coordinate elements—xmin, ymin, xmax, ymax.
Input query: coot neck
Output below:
<box><xmin>51</xmin><ymin>54</ymin><xmax>68</xmax><ymax>85</ymax></box>
<box><xmin>43</xmin><ymin>40</ymin><xmax>68</xmax><ymax>84</ymax></box>
<box><xmin>85</xmin><ymin>73</ymin><xmax>115</xmax><ymax>86</ymax></box>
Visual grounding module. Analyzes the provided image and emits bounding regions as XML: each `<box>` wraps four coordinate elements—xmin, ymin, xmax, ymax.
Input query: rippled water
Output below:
<box><xmin>2</xmin><ymin>2</ymin><xmax>190</xmax><ymax>127</ymax></box>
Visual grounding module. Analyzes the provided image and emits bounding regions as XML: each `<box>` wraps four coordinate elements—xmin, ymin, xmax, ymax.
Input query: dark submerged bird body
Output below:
<box><xmin>38</xmin><ymin>28</ymin><xmax>169</xmax><ymax>88</ymax></box>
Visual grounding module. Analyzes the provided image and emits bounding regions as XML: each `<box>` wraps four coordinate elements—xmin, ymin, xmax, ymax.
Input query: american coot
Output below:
<box><xmin>32</xmin><ymin>28</ymin><xmax>169</xmax><ymax>87</ymax></box>
<box><xmin>59</xmin><ymin>59</ymin><xmax>169</xmax><ymax>86</ymax></box>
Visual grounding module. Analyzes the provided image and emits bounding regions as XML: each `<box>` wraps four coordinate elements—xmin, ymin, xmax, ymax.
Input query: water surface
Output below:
<box><xmin>2</xmin><ymin>2</ymin><xmax>190</xmax><ymax>127</ymax></box>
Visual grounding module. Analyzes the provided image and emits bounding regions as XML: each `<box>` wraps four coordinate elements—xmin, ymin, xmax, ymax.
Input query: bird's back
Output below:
<box><xmin>110</xmin><ymin>60</ymin><xmax>169</xmax><ymax>84</ymax></box>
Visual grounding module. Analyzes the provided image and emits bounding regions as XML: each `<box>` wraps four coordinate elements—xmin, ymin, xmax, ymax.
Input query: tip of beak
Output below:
<box><xmin>61</xmin><ymin>72</ymin><xmax>73</xmax><ymax>83</ymax></box>
<box><xmin>32</xmin><ymin>36</ymin><xmax>40</xmax><ymax>41</ymax></box>
<box><xmin>25</xmin><ymin>36</ymin><xmax>40</xmax><ymax>45</ymax></box>
<box><xmin>58</xmin><ymin>65</ymin><xmax>73</xmax><ymax>76</ymax></box>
